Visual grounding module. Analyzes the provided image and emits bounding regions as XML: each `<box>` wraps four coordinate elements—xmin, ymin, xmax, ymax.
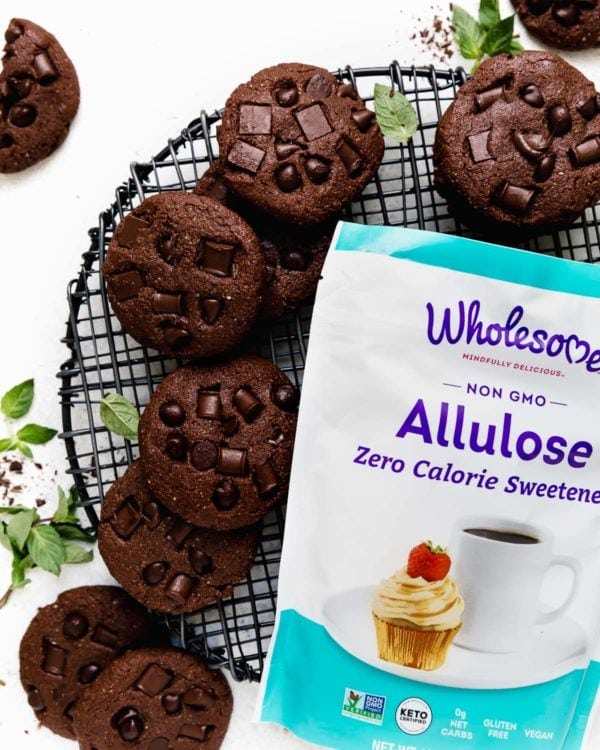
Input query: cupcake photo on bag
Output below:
<box><xmin>372</xmin><ymin>541</ymin><xmax>464</xmax><ymax>671</ymax></box>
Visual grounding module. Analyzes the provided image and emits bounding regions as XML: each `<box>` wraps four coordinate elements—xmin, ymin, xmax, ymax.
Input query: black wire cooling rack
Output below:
<box><xmin>57</xmin><ymin>62</ymin><xmax>600</xmax><ymax>683</ymax></box>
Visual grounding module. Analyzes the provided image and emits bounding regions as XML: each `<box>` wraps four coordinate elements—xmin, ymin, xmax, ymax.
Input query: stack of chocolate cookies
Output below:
<box><xmin>18</xmin><ymin>61</ymin><xmax>386</xmax><ymax>750</ymax></box>
<box><xmin>19</xmin><ymin>585</ymin><xmax>233</xmax><ymax>748</ymax></box>
<box><xmin>98</xmin><ymin>355</ymin><xmax>298</xmax><ymax>615</ymax></box>
<box><xmin>97</xmin><ymin>63</ymin><xmax>384</xmax><ymax>615</ymax></box>
<box><xmin>103</xmin><ymin>62</ymin><xmax>384</xmax><ymax>346</ymax></box>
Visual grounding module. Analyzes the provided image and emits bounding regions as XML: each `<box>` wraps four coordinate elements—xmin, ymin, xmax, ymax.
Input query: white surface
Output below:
<box><xmin>0</xmin><ymin>1</ymin><xmax>598</xmax><ymax>748</ymax></box>
<box><xmin>324</xmin><ymin>586</ymin><xmax>588</xmax><ymax>689</ymax></box>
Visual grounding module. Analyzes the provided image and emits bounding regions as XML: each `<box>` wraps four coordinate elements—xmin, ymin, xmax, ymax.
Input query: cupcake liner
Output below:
<box><xmin>373</xmin><ymin>613</ymin><xmax>461</xmax><ymax>671</ymax></box>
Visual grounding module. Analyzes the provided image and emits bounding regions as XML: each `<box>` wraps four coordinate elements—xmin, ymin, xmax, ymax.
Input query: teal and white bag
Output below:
<box><xmin>257</xmin><ymin>222</ymin><xmax>600</xmax><ymax>749</ymax></box>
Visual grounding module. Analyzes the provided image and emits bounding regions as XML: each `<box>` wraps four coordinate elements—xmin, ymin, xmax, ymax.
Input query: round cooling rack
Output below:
<box><xmin>57</xmin><ymin>61</ymin><xmax>600</xmax><ymax>683</ymax></box>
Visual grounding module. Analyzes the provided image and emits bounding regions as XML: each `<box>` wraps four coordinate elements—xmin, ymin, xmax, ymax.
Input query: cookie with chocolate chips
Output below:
<box><xmin>72</xmin><ymin>647</ymin><xmax>232</xmax><ymax>750</ymax></box>
<box><xmin>19</xmin><ymin>586</ymin><xmax>151</xmax><ymax>739</ymax></box>
<box><xmin>512</xmin><ymin>0</ymin><xmax>599</xmax><ymax>50</ymax></box>
<box><xmin>217</xmin><ymin>62</ymin><xmax>384</xmax><ymax>225</ymax></box>
<box><xmin>98</xmin><ymin>461</ymin><xmax>261</xmax><ymax>613</ymax></box>
<box><xmin>139</xmin><ymin>355</ymin><xmax>298</xmax><ymax>530</ymax></box>
<box><xmin>194</xmin><ymin>160</ymin><xmax>336</xmax><ymax>319</ymax></box>
<box><xmin>434</xmin><ymin>52</ymin><xmax>600</xmax><ymax>229</ymax></box>
<box><xmin>0</xmin><ymin>18</ymin><xmax>79</xmax><ymax>172</ymax></box>
<box><xmin>103</xmin><ymin>192</ymin><xmax>267</xmax><ymax>358</ymax></box>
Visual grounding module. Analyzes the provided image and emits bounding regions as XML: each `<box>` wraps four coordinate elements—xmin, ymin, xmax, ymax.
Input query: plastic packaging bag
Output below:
<box><xmin>257</xmin><ymin>222</ymin><xmax>600</xmax><ymax>749</ymax></box>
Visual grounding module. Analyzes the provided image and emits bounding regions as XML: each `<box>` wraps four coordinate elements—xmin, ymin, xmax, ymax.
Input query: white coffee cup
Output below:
<box><xmin>451</xmin><ymin>515</ymin><xmax>581</xmax><ymax>653</ymax></box>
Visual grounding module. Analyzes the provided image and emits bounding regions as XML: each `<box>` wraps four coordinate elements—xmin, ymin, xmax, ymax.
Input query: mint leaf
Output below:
<box><xmin>479</xmin><ymin>0</ymin><xmax>501</xmax><ymax>30</ymax></box>
<box><xmin>373</xmin><ymin>83</ymin><xmax>418</xmax><ymax>144</ymax></box>
<box><xmin>481</xmin><ymin>14</ymin><xmax>515</xmax><ymax>56</ymax></box>
<box><xmin>100</xmin><ymin>393</ymin><xmax>139</xmax><ymax>441</ymax></box>
<box><xmin>507</xmin><ymin>39</ymin><xmax>524</xmax><ymax>56</ymax></box>
<box><xmin>15</xmin><ymin>441</ymin><xmax>33</xmax><ymax>459</ymax></box>
<box><xmin>53</xmin><ymin>523</ymin><xmax>95</xmax><ymax>543</ymax></box>
<box><xmin>1</xmin><ymin>379</ymin><xmax>34</xmax><ymax>420</ymax></box>
<box><xmin>17</xmin><ymin>424</ymin><xmax>57</xmax><ymax>445</ymax></box>
<box><xmin>53</xmin><ymin>487</ymin><xmax>78</xmax><ymax>524</ymax></box>
<box><xmin>53</xmin><ymin>487</ymin><xmax>70</xmax><ymax>523</ymax></box>
<box><xmin>0</xmin><ymin>522</ymin><xmax>11</xmax><ymax>551</ymax></box>
<box><xmin>63</xmin><ymin>542</ymin><xmax>93</xmax><ymax>564</ymax></box>
<box><xmin>6</xmin><ymin>508</ymin><xmax>37</xmax><ymax>552</ymax></box>
<box><xmin>0</xmin><ymin>505</ymin><xmax>30</xmax><ymax>514</ymax></box>
<box><xmin>11</xmin><ymin>553</ymin><xmax>32</xmax><ymax>590</ymax></box>
<box><xmin>452</xmin><ymin>5</ymin><xmax>484</xmax><ymax>60</ymax></box>
<box><xmin>27</xmin><ymin>525</ymin><xmax>65</xmax><ymax>575</ymax></box>
<box><xmin>0</xmin><ymin>438</ymin><xmax>14</xmax><ymax>452</ymax></box>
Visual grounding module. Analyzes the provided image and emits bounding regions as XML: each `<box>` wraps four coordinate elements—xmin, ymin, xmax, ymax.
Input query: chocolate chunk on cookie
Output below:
<box><xmin>19</xmin><ymin>586</ymin><xmax>151</xmax><ymax>739</ymax></box>
<box><xmin>217</xmin><ymin>63</ymin><xmax>384</xmax><ymax>225</ymax></box>
<box><xmin>73</xmin><ymin>647</ymin><xmax>232</xmax><ymax>750</ymax></box>
<box><xmin>103</xmin><ymin>192</ymin><xmax>266</xmax><ymax>358</ymax></box>
<box><xmin>194</xmin><ymin>160</ymin><xmax>335</xmax><ymax>319</ymax></box>
<box><xmin>139</xmin><ymin>355</ymin><xmax>298</xmax><ymax>530</ymax></box>
<box><xmin>511</xmin><ymin>0</ymin><xmax>600</xmax><ymax>50</ymax></box>
<box><xmin>0</xmin><ymin>18</ymin><xmax>79</xmax><ymax>172</ymax></box>
<box><xmin>98</xmin><ymin>461</ymin><xmax>261</xmax><ymax>613</ymax></box>
<box><xmin>433</xmin><ymin>51</ymin><xmax>600</xmax><ymax>229</ymax></box>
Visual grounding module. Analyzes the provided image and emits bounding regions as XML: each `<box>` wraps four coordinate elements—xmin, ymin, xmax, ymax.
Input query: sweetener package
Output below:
<box><xmin>257</xmin><ymin>223</ymin><xmax>600</xmax><ymax>749</ymax></box>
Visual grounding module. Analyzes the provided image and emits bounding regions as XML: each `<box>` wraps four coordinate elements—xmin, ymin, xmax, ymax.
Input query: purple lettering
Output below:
<box><xmin>425</xmin><ymin>299</ymin><xmax>600</xmax><ymax>373</ymax></box>
<box><xmin>544</xmin><ymin>435</ymin><xmax>567</xmax><ymax>465</ymax></box>
<box><xmin>396</xmin><ymin>399</ymin><xmax>433</xmax><ymax>443</ymax></box>
<box><xmin>515</xmin><ymin>430</ymin><xmax>543</xmax><ymax>461</ymax></box>
<box><xmin>568</xmin><ymin>441</ymin><xmax>593</xmax><ymax>468</ymax></box>
<box><xmin>396</xmin><ymin>400</ymin><xmax>592</xmax><ymax>469</ymax></box>
<box><xmin>353</xmin><ymin>445</ymin><xmax>370</xmax><ymax>465</ymax></box>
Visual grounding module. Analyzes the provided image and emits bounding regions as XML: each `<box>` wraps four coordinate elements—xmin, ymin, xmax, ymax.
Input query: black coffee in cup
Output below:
<box><xmin>464</xmin><ymin>528</ymin><xmax>539</xmax><ymax>545</ymax></box>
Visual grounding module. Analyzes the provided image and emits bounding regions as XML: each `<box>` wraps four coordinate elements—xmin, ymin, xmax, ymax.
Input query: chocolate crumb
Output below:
<box><xmin>9</xmin><ymin>460</ymin><xmax>22</xmax><ymax>473</ymax></box>
<box><xmin>415</xmin><ymin>14</ymin><xmax>454</xmax><ymax>63</ymax></box>
<box><xmin>35</xmin><ymin>499</ymin><xmax>45</xmax><ymax>507</ymax></box>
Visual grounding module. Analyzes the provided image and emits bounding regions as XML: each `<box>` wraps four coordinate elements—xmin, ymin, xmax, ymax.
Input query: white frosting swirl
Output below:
<box><xmin>372</xmin><ymin>567</ymin><xmax>464</xmax><ymax>630</ymax></box>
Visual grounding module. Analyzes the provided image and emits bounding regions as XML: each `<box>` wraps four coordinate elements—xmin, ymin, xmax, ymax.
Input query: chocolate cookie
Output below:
<box><xmin>19</xmin><ymin>586</ymin><xmax>151</xmax><ymax>739</ymax></box>
<box><xmin>434</xmin><ymin>52</ymin><xmax>600</xmax><ymax>229</ymax></box>
<box><xmin>103</xmin><ymin>192</ymin><xmax>266</xmax><ymax>358</ymax></box>
<box><xmin>217</xmin><ymin>62</ymin><xmax>384</xmax><ymax>225</ymax></box>
<box><xmin>194</xmin><ymin>160</ymin><xmax>335</xmax><ymax>319</ymax></box>
<box><xmin>0</xmin><ymin>18</ymin><xmax>79</xmax><ymax>173</ymax></box>
<box><xmin>98</xmin><ymin>461</ymin><xmax>261</xmax><ymax>613</ymax></box>
<box><xmin>72</xmin><ymin>647</ymin><xmax>232</xmax><ymax>750</ymax></box>
<box><xmin>512</xmin><ymin>0</ymin><xmax>600</xmax><ymax>50</ymax></box>
<box><xmin>139</xmin><ymin>355</ymin><xmax>298</xmax><ymax>530</ymax></box>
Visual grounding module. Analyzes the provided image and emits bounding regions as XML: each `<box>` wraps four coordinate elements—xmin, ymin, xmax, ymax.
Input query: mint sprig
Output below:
<box><xmin>452</xmin><ymin>0</ymin><xmax>524</xmax><ymax>71</ymax></box>
<box><xmin>373</xmin><ymin>83</ymin><xmax>418</xmax><ymax>144</ymax></box>
<box><xmin>0</xmin><ymin>487</ymin><xmax>95</xmax><ymax>608</ymax></box>
<box><xmin>0</xmin><ymin>379</ymin><xmax>57</xmax><ymax>458</ymax></box>
<box><xmin>100</xmin><ymin>393</ymin><xmax>140</xmax><ymax>441</ymax></box>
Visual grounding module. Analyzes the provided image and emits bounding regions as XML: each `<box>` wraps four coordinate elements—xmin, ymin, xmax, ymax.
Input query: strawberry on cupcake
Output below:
<box><xmin>372</xmin><ymin>541</ymin><xmax>464</xmax><ymax>670</ymax></box>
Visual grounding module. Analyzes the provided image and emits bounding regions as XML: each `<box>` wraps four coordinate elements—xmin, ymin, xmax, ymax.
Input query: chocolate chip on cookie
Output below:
<box><xmin>194</xmin><ymin>160</ymin><xmax>335</xmax><ymax>319</ymax></box>
<box><xmin>217</xmin><ymin>63</ymin><xmax>384</xmax><ymax>225</ymax></box>
<box><xmin>433</xmin><ymin>51</ymin><xmax>600</xmax><ymax>229</ymax></box>
<box><xmin>98</xmin><ymin>460</ymin><xmax>261</xmax><ymax>613</ymax></box>
<box><xmin>103</xmin><ymin>192</ymin><xmax>267</xmax><ymax>358</ymax></box>
<box><xmin>0</xmin><ymin>18</ymin><xmax>79</xmax><ymax>172</ymax></box>
<box><xmin>19</xmin><ymin>586</ymin><xmax>151</xmax><ymax>738</ymax></box>
<box><xmin>139</xmin><ymin>355</ymin><xmax>298</xmax><ymax>530</ymax></box>
<box><xmin>72</xmin><ymin>647</ymin><xmax>232</xmax><ymax>750</ymax></box>
<box><xmin>511</xmin><ymin>0</ymin><xmax>600</xmax><ymax>50</ymax></box>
